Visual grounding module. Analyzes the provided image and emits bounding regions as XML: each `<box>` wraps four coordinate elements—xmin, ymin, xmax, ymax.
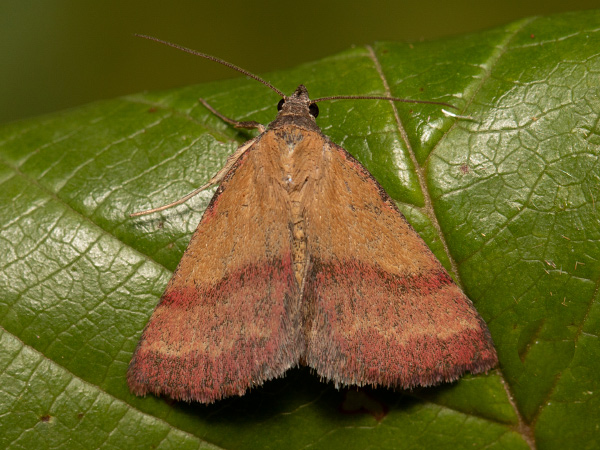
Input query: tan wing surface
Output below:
<box><xmin>298</xmin><ymin>135</ymin><xmax>497</xmax><ymax>389</ymax></box>
<box><xmin>128</xmin><ymin>135</ymin><xmax>303</xmax><ymax>403</ymax></box>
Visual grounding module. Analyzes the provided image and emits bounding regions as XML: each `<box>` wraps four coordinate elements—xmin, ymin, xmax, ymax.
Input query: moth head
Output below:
<box><xmin>277</xmin><ymin>85</ymin><xmax>319</xmax><ymax>119</ymax></box>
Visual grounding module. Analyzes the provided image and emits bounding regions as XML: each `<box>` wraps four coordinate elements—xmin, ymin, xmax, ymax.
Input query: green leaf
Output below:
<box><xmin>1</xmin><ymin>10</ymin><xmax>598</xmax><ymax>450</ymax></box>
<box><xmin>0</xmin><ymin>329</ymin><xmax>219</xmax><ymax>450</ymax></box>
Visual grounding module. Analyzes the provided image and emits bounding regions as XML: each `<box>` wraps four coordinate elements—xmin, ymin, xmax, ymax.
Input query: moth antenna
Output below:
<box><xmin>312</xmin><ymin>95</ymin><xmax>458</xmax><ymax>110</ymax></box>
<box><xmin>135</xmin><ymin>34</ymin><xmax>458</xmax><ymax>111</ymax></box>
<box><xmin>134</xmin><ymin>34</ymin><xmax>286</xmax><ymax>99</ymax></box>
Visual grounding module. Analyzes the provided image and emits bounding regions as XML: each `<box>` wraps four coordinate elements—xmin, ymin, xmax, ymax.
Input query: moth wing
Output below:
<box><xmin>301</xmin><ymin>137</ymin><xmax>497</xmax><ymax>389</ymax></box>
<box><xmin>128</xmin><ymin>136</ymin><xmax>302</xmax><ymax>403</ymax></box>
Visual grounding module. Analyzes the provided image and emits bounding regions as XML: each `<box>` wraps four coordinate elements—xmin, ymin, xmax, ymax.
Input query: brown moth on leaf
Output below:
<box><xmin>127</xmin><ymin>36</ymin><xmax>498</xmax><ymax>404</ymax></box>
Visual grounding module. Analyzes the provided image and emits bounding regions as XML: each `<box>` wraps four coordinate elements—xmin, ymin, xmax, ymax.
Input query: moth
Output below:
<box><xmin>127</xmin><ymin>36</ymin><xmax>498</xmax><ymax>403</ymax></box>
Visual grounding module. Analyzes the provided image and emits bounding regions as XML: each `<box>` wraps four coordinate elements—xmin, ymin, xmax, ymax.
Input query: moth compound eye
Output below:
<box><xmin>309</xmin><ymin>103</ymin><xmax>319</xmax><ymax>118</ymax></box>
<box><xmin>277</xmin><ymin>99</ymin><xmax>285</xmax><ymax>111</ymax></box>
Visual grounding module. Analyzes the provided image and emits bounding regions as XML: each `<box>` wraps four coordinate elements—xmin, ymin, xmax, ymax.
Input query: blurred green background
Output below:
<box><xmin>1</xmin><ymin>0</ymin><xmax>598</xmax><ymax>124</ymax></box>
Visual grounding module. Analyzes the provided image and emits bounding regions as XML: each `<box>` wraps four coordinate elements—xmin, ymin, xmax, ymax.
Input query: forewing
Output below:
<box><xmin>128</xmin><ymin>136</ymin><xmax>302</xmax><ymax>403</ymax></box>
<box><xmin>302</xmin><ymin>138</ymin><xmax>497</xmax><ymax>389</ymax></box>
